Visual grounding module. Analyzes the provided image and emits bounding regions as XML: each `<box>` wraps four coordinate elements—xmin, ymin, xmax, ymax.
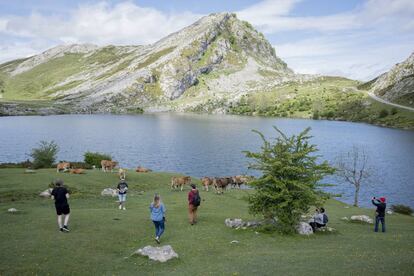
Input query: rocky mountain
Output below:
<box><xmin>365</xmin><ymin>52</ymin><xmax>414</xmax><ymax>107</ymax></box>
<box><xmin>0</xmin><ymin>13</ymin><xmax>306</xmax><ymax>114</ymax></box>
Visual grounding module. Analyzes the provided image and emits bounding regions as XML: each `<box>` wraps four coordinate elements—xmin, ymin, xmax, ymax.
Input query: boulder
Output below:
<box><xmin>101</xmin><ymin>188</ymin><xmax>117</xmax><ymax>197</ymax></box>
<box><xmin>39</xmin><ymin>188</ymin><xmax>53</xmax><ymax>198</ymax></box>
<box><xmin>8</xmin><ymin>208</ymin><xmax>18</xmax><ymax>213</ymax></box>
<box><xmin>297</xmin><ymin>222</ymin><xmax>313</xmax><ymax>235</ymax></box>
<box><xmin>135</xmin><ymin>245</ymin><xmax>178</xmax><ymax>262</ymax></box>
<box><xmin>350</xmin><ymin>215</ymin><xmax>373</xmax><ymax>224</ymax></box>
<box><xmin>341</xmin><ymin>217</ymin><xmax>349</xmax><ymax>221</ymax></box>
<box><xmin>24</xmin><ymin>169</ymin><xmax>36</xmax><ymax>174</ymax></box>
<box><xmin>386</xmin><ymin>210</ymin><xmax>393</xmax><ymax>215</ymax></box>
<box><xmin>225</xmin><ymin>218</ymin><xmax>243</xmax><ymax>228</ymax></box>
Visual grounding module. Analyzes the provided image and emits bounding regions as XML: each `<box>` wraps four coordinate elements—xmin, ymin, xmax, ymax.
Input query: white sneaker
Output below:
<box><xmin>123</xmin><ymin>207</ymin><xmax>126</xmax><ymax>210</ymax></box>
<box><xmin>119</xmin><ymin>205</ymin><xmax>122</xmax><ymax>210</ymax></box>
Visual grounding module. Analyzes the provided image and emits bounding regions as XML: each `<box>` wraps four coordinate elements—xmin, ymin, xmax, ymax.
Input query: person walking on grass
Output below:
<box><xmin>51</xmin><ymin>179</ymin><xmax>70</xmax><ymax>232</ymax></box>
<box><xmin>372</xmin><ymin>197</ymin><xmax>386</xmax><ymax>232</ymax></box>
<box><xmin>188</xmin><ymin>184</ymin><xmax>201</xmax><ymax>225</ymax></box>
<box><xmin>117</xmin><ymin>179</ymin><xmax>128</xmax><ymax>210</ymax></box>
<box><xmin>149</xmin><ymin>194</ymin><xmax>166</xmax><ymax>244</ymax></box>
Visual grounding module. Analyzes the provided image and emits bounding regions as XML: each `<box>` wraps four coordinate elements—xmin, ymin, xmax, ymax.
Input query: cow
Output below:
<box><xmin>118</xmin><ymin>168</ymin><xmax>127</xmax><ymax>180</ymax></box>
<box><xmin>69</xmin><ymin>168</ymin><xmax>85</xmax><ymax>174</ymax></box>
<box><xmin>201</xmin><ymin>177</ymin><xmax>213</xmax><ymax>192</ymax></box>
<box><xmin>136</xmin><ymin>166</ymin><xmax>152</xmax><ymax>173</ymax></box>
<box><xmin>171</xmin><ymin>176</ymin><xmax>191</xmax><ymax>191</ymax></box>
<box><xmin>56</xmin><ymin>162</ymin><xmax>70</xmax><ymax>172</ymax></box>
<box><xmin>101</xmin><ymin>160</ymin><xmax>118</xmax><ymax>172</ymax></box>
<box><xmin>231</xmin><ymin>175</ymin><xmax>249</xmax><ymax>189</ymax></box>
<box><xmin>213</xmin><ymin>177</ymin><xmax>233</xmax><ymax>194</ymax></box>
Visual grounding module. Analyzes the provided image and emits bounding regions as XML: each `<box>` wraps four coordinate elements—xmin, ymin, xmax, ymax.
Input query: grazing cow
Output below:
<box><xmin>171</xmin><ymin>176</ymin><xmax>191</xmax><ymax>191</ymax></box>
<box><xmin>118</xmin><ymin>168</ymin><xmax>127</xmax><ymax>180</ymax></box>
<box><xmin>136</xmin><ymin>166</ymin><xmax>152</xmax><ymax>173</ymax></box>
<box><xmin>231</xmin><ymin>175</ymin><xmax>248</xmax><ymax>189</ymax></box>
<box><xmin>201</xmin><ymin>177</ymin><xmax>213</xmax><ymax>192</ymax></box>
<box><xmin>70</xmin><ymin>168</ymin><xmax>85</xmax><ymax>174</ymax></box>
<box><xmin>56</xmin><ymin>162</ymin><xmax>70</xmax><ymax>172</ymax></box>
<box><xmin>101</xmin><ymin>160</ymin><xmax>118</xmax><ymax>172</ymax></box>
<box><xmin>213</xmin><ymin>177</ymin><xmax>232</xmax><ymax>194</ymax></box>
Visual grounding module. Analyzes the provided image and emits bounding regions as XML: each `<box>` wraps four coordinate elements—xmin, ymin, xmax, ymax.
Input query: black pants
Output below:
<box><xmin>309</xmin><ymin>222</ymin><xmax>325</xmax><ymax>231</ymax></box>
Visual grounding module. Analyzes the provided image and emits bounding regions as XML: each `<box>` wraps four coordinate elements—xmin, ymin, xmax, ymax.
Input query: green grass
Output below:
<box><xmin>1</xmin><ymin>168</ymin><xmax>413</xmax><ymax>275</ymax></box>
<box><xmin>229</xmin><ymin>77</ymin><xmax>414</xmax><ymax>129</ymax></box>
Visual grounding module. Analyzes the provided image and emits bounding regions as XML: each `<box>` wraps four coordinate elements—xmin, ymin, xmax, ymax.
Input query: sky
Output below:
<box><xmin>0</xmin><ymin>0</ymin><xmax>413</xmax><ymax>81</ymax></box>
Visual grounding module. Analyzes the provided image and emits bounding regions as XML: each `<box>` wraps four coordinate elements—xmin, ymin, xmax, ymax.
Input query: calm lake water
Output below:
<box><xmin>0</xmin><ymin>113</ymin><xmax>413</xmax><ymax>207</ymax></box>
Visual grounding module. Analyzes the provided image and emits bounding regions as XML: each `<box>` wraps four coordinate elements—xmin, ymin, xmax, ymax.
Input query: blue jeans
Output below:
<box><xmin>153</xmin><ymin>220</ymin><xmax>165</xmax><ymax>238</ymax></box>
<box><xmin>118</xmin><ymin>193</ymin><xmax>126</xmax><ymax>202</ymax></box>
<box><xmin>375</xmin><ymin>216</ymin><xmax>385</xmax><ymax>232</ymax></box>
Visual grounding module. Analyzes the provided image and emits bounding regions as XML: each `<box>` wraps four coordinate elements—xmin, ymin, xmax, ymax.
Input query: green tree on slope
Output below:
<box><xmin>245</xmin><ymin>127</ymin><xmax>335</xmax><ymax>234</ymax></box>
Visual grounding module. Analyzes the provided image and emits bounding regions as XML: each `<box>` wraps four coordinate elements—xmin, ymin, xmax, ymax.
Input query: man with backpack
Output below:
<box><xmin>309</xmin><ymin>207</ymin><xmax>328</xmax><ymax>232</ymax></box>
<box><xmin>188</xmin><ymin>184</ymin><xmax>201</xmax><ymax>225</ymax></box>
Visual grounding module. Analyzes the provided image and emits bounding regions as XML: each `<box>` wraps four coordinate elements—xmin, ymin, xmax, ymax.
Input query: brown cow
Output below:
<box><xmin>136</xmin><ymin>166</ymin><xmax>152</xmax><ymax>173</ymax></box>
<box><xmin>171</xmin><ymin>176</ymin><xmax>191</xmax><ymax>191</ymax></box>
<box><xmin>213</xmin><ymin>177</ymin><xmax>233</xmax><ymax>194</ymax></box>
<box><xmin>201</xmin><ymin>177</ymin><xmax>213</xmax><ymax>192</ymax></box>
<box><xmin>56</xmin><ymin>162</ymin><xmax>70</xmax><ymax>172</ymax></box>
<box><xmin>70</xmin><ymin>168</ymin><xmax>85</xmax><ymax>174</ymax></box>
<box><xmin>101</xmin><ymin>160</ymin><xmax>118</xmax><ymax>172</ymax></box>
<box><xmin>231</xmin><ymin>175</ymin><xmax>249</xmax><ymax>189</ymax></box>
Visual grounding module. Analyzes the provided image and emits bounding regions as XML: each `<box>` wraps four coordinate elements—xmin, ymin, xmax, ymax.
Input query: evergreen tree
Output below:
<box><xmin>245</xmin><ymin>127</ymin><xmax>335</xmax><ymax>234</ymax></box>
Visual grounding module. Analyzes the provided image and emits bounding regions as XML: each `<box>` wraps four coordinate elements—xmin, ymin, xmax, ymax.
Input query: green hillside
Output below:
<box><xmin>1</xmin><ymin>168</ymin><xmax>413</xmax><ymax>275</ymax></box>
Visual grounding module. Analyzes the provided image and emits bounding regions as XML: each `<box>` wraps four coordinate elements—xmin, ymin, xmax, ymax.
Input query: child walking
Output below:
<box><xmin>149</xmin><ymin>194</ymin><xmax>166</xmax><ymax>244</ymax></box>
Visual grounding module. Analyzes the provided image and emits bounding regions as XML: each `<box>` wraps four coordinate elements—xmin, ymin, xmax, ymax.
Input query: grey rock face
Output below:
<box><xmin>135</xmin><ymin>245</ymin><xmax>178</xmax><ymax>262</ymax></box>
<box><xmin>297</xmin><ymin>222</ymin><xmax>313</xmax><ymax>235</ymax></box>
<box><xmin>101</xmin><ymin>188</ymin><xmax>117</xmax><ymax>197</ymax></box>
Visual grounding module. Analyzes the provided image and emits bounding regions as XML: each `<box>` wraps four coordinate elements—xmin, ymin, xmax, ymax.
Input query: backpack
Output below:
<box><xmin>322</xmin><ymin>214</ymin><xmax>329</xmax><ymax>224</ymax></box>
<box><xmin>192</xmin><ymin>191</ymin><xmax>201</xmax><ymax>207</ymax></box>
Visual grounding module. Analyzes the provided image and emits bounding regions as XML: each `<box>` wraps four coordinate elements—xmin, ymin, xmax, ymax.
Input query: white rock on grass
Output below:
<box><xmin>8</xmin><ymin>208</ymin><xmax>18</xmax><ymax>213</ymax></box>
<box><xmin>386</xmin><ymin>210</ymin><xmax>393</xmax><ymax>215</ymax></box>
<box><xmin>39</xmin><ymin>188</ymin><xmax>53</xmax><ymax>198</ymax></box>
<box><xmin>297</xmin><ymin>222</ymin><xmax>313</xmax><ymax>235</ymax></box>
<box><xmin>225</xmin><ymin>218</ymin><xmax>243</xmax><ymax>228</ymax></box>
<box><xmin>101</xmin><ymin>188</ymin><xmax>117</xmax><ymax>197</ymax></box>
<box><xmin>350</xmin><ymin>215</ymin><xmax>373</xmax><ymax>224</ymax></box>
<box><xmin>135</xmin><ymin>245</ymin><xmax>178</xmax><ymax>262</ymax></box>
<box><xmin>341</xmin><ymin>217</ymin><xmax>349</xmax><ymax>221</ymax></box>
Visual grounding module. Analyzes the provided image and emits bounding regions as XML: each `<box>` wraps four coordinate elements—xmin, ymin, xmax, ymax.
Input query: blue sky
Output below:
<box><xmin>0</xmin><ymin>0</ymin><xmax>413</xmax><ymax>80</ymax></box>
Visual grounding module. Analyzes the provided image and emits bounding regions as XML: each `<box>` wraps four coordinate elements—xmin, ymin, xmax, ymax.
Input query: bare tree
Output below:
<box><xmin>336</xmin><ymin>146</ymin><xmax>371</xmax><ymax>207</ymax></box>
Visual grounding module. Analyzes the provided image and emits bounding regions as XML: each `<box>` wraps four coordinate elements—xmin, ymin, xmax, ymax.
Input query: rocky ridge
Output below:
<box><xmin>0</xmin><ymin>13</ymin><xmax>305</xmax><ymax>114</ymax></box>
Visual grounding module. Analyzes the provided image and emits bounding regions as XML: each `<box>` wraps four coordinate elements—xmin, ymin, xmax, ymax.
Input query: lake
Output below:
<box><xmin>0</xmin><ymin>113</ymin><xmax>413</xmax><ymax>207</ymax></box>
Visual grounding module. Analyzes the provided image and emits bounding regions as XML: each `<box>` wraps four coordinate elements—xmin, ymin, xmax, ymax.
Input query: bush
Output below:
<box><xmin>390</xmin><ymin>107</ymin><xmax>398</xmax><ymax>115</ymax></box>
<box><xmin>391</xmin><ymin>204</ymin><xmax>413</xmax><ymax>215</ymax></box>
<box><xmin>84</xmin><ymin>152</ymin><xmax>111</xmax><ymax>168</ymax></box>
<box><xmin>378</xmin><ymin>109</ymin><xmax>389</xmax><ymax>118</ymax></box>
<box><xmin>244</xmin><ymin>127</ymin><xmax>335</xmax><ymax>234</ymax></box>
<box><xmin>30</xmin><ymin>141</ymin><xmax>59</xmax><ymax>169</ymax></box>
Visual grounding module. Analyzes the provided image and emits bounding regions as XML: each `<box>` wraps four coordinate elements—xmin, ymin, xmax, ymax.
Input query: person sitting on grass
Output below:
<box><xmin>51</xmin><ymin>179</ymin><xmax>70</xmax><ymax>232</ymax></box>
<box><xmin>372</xmin><ymin>197</ymin><xmax>386</xmax><ymax>233</ymax></box>
<box><xmin>117</xmin><ymin>179</ymin><xmax>128</xmax><ymax>210</ymax></box>
<box><xmin>309</xmin><ymin>207</ymin><xmax>328</xmax><ymax>232</ymax></box>
<box><xmin>149</xmin><ymin>194</ymin><xmax>166</xmax><ymax>244</ymax></box>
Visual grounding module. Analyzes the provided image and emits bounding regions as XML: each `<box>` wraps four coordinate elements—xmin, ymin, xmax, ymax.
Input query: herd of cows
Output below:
<box><xmin>56</xmin><ymin>160</ymin><xmax>252</xmax><ymax>193</ymax></box>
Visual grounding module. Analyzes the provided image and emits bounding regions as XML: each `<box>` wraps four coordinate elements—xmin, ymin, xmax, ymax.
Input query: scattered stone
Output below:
<box><xmin>297</xmin><ymin>222</ymin><xmax>313</xmax><ymax>235</ymax></box>
<box><xmin>225</xmin><ymin>218</ymin><xmax>262</xmax><ymax>228</ymax></box>
<box><xmin>344</xmin><ymin>206</ymin><xmax>350</xmax><ymax>209</ymax></box>
<box><xmin>101</xmin><ymin>188</ymin><xmax>117</xmax><ymax>197</ymax></box>
<box><xmin>386</xmin><ymin>210</ymin><xmax>393</xmax><ymax>215</ymax></box>
<box><xmin>135</xmin><ymin>245</ymin><xmax>178</xmax><ymax>262</ymax></box>
<box><xmin>316</xmin><ymin>226</ymin><xmax>336</xmax><ymax>233</ymax></box>
<box><xmin>8</xmin><ymin>208</ymin><xmax>18</xmax><ymax>213</ymax></box>
<box><xmin>350</xmin><ymin>215</ymin><xmax>373</xmax><ymax>224</ymax></box>
<box><xmin>230</xmin><ymin>240</ymin><xmax>239</xmax><ymax>244</ymax></box>
<box><xmin>39</xmin><ymin>188</ymin><xmax>53</xmax><ymax>198</ymax></box>
<box><xmin>341</xmin><ymin>217</ymin><xmax>349</xmax><ymax>221</ymax></box>
<box><xmin>255</xmin><ymin>232</ymin><xmax>259</xmax><ymax>235</ymax></box>
<box><xmin>24</xmin><ymin>169</ymin><xmax>36</xmax><ymax>174</ymax></box>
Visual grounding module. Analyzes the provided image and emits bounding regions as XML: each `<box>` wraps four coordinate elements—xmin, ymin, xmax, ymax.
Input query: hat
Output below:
<box><xmin>191</xmin><ymin>184</ymin><xmax>196</xmax><ymax>189</ymax></box>
<box><xmin>379</xmin><ymin>197</ymin><xmax>386</xmax><ymax>203</ymax></box>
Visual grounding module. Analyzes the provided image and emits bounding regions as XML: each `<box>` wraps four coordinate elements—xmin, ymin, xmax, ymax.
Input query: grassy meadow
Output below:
<box><xmin>0</xmin><ymin>168</ymin><xmax>413</xmax><ymax>275</ymax></box>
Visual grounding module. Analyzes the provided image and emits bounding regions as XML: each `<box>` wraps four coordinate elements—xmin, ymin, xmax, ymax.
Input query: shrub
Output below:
<box><xmin>378</xmin><ymin>109</ymin><xmax>389</xmax><ymax>118</ymax></box>
<box><xmin>244</xmin><ymin>127</ymin><xmax>335</xmax><ymax>234</ymax></box>
<box><xmin>391</xmin><ymin>204</ymin><xmax>413</xmax><ymax>215</ymax></box>
<box><xmin>30</xmin><ymin>141</ymin><xmax>59</xmax><ymax>169</ymax></box>
<box><xmin>390</xmin><ymin>107</ymin><xmax>398</xmax><ymax>115</ymax></box>
<box><xmin>84</xmin><ymin>151</ymin><xmax>111</xmax><ymax>168</ymax></box>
